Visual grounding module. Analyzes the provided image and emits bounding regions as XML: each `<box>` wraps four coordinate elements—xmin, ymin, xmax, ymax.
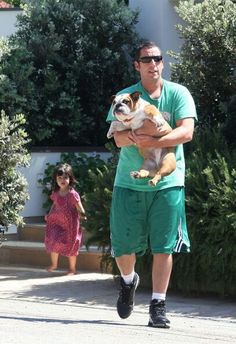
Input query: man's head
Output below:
<box><xmin>134</xmin><ymin>41</ymin><xmax>162</xmax><ymax>62</ymax></box>
<box><xmin>134</xmin><ymin>41</ymin><xmax>164</xmax><ymax>82</ymax></box>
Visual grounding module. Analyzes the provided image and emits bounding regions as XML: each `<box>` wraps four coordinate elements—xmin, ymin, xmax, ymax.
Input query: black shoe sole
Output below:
<box><xmin>148</xmin><ymin>321</ymin><xmax>170</xmax><ymax>329</ymax></box>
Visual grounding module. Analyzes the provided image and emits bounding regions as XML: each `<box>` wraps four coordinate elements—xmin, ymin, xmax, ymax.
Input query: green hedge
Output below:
<box><xmin>0</xmin><ymin>0</ymin><xmax>140</xmax><ymax>147</ymax></box>
<box><xmin>0</xmin><ymin>111</ymin><xmax>30</xmax><ymax>230</ymax></box>
<box><xmin>171</xmin><ymin>128</ymin><xmax>236</xmax><ymax>296</ymax></box>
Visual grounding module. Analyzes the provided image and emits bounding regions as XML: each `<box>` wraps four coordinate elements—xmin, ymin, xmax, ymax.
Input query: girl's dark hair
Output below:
<box><xmin>52</xmin><ymin>163</ymin><xmax>77</xmax><ymax>191</ymax></box>
<box><xmin>134</xmin><ymin>41</ymin><xmax>162</xmax><ymax>62</ymax></box>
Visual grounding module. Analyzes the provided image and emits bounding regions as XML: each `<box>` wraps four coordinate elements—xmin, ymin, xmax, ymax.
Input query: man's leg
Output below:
<box><xmin>148</xmin><ymin>253</ymin><xmax>172</xmax><ymax>328</ymax></box>
<box><xmin>110</xmin><ymin>187</ymin><xmax>146</xmax><ymax>319</ymax></box>
<box><xmin>116</xmin><ymin>254</ymin><xmax>136</xmax><ymax>275</ymax></box>
<box><xmin>148</xmin><ymin>187</ymin><xmax>189</xmax><ymax>328</ymax></box>
<box><xmin>152</xmin><ymin>253</ymin><xmax>172</xmax><ymax>293</ymax></box>
<box><xmin>115</xmin><ymin>254</ymin><xmax>140</xmax><ymax>319</ymax></box>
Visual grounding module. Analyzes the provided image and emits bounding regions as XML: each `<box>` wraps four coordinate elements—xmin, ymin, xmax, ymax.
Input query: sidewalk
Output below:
<box><xmin>0</xmin><ymin>265</ymin><xmax>235</xmax><ymax>344</ymax></box>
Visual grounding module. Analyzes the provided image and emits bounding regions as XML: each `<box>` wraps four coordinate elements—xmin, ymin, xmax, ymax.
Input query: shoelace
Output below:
<box><xmin>119</xmin><ymin>281</ymin><xmax>133</xmax><ymax>303</ymax></box>
<box><xmin>151</xmin><ymin>301</ymin><xmax>166</xmax><ymax>316</ymax></box>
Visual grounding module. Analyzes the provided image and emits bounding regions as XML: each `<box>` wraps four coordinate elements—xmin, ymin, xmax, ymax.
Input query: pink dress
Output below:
<box><xmin>45</xmin><ymin>188</ymin><xmax>83</xmax><ymax>257</ymax></box>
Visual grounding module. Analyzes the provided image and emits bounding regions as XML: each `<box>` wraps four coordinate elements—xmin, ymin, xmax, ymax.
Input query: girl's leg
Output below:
<box><xmin>67</xmin><ymin>256</ymin><xmax>77</xmax><ymax>275</ymax></box>
<box><xmin>47</xmin><ymin>252</ymin><xmax>59</xmax><ymax>272</ymax></box>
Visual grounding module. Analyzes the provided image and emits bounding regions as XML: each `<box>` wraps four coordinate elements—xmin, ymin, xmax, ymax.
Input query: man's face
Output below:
<box><xmin>134</xmin><ymin>46</ymin><xmax>164</xmax><ymax>82</ymax></box>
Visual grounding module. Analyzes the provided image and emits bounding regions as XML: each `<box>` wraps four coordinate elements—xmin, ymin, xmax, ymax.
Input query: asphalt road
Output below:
<box><xmin>0</xmin><ymin>266</ymin><xmax>235</xmax><ymax>344</ymax></box>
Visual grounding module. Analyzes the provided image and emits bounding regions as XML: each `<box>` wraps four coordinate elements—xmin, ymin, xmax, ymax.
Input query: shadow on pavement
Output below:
<box><xmin>1</xmin><ymin>266</ymin><xmax>236</xmax><ymax>321</ymax></box>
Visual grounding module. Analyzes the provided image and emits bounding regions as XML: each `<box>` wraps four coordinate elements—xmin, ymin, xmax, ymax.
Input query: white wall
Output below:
<box><xmin>129</xmin><ymin>0</ymin><xmax>183</xmax><ymax>79</ymax></box>
<box><xmin>0</xmin><ymin>10</ymin><xmax>21</xmax><ymax>38</ymax></box>
<box><xmin>7</xmin><ymin>154</ymin><xmax>60</xmax><ymax>236</ymax></box>
<box><xmin>19</xmin><ymin>153</ymin><xmax>61</xmax><ymax>218</ymax></box>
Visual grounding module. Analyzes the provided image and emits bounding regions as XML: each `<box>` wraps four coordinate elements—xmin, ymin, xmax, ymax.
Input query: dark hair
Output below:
<box><xmin>52</xmin><ymin>163</ymin><xmax>77</xmax><ymax>191</ymax></box>
<box><xmin>134</xmin><ymin>41</ymin><xmax>162</xmax><ymax>62</ymax></box>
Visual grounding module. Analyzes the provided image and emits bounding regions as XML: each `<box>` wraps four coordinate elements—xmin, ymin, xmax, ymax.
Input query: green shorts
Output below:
<box><xmin>110</xmin><ymin>186</ymin><xmax>190</xmax><ymax>257</ymax></box>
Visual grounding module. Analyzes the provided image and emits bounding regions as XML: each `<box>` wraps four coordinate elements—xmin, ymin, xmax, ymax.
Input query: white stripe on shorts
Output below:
<box><xmin>174</xmin><ymin>218</ymin><xmax>184</xmax><ymax>253</ymax></box>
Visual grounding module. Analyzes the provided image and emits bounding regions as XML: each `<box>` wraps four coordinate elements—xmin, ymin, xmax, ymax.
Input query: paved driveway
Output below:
<box><xmin>0</xmin><ymin>266</ymin><xmax>235</xmax><ymax>344</ymax></box>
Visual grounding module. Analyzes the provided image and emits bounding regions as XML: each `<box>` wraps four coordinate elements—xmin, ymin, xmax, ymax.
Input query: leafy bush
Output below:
<box><xmin>83</xmin><ymin>143</ymin><xmax>119</xmax><ymax>272</ymax></box>
<box><xmin>170</xmin><ymin>0</ymin><xmax>236</xmax><ymax>127</ymax></box>
<box><xmin>171</xmin><ymin>127</ymin><xmax>236</xmax><ymax>296</ymax></box>
<box><xmin>4</xmin><ymin>0</ymin><xmax>25</xmax><ymax>7</ymax></box>
<box><xmin>222</xmin><ymin>95</ymin><xmax>236</xmax><ymax>147</ymax></box>
<box><xmin>167</xmin><ymin>0</ymin><xmax>236</xmax><ymax>297</ymax></box>
<box><xmin>0</xmin><ymin>0</ymin><xmax>140</xmax><ymax>146</ymax></box>
<box><xmin>0</xmin><ymin>111</ymin><xmax>30</xmax><ymax>230</ymax></box>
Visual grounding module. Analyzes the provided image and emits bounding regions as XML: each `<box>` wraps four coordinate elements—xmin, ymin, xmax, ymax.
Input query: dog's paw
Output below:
<box><xmin>130</xmin><ymin>170</ymin><xmax>150</xmax><ymax>179</ymax></box>
<box><xmin>154</xmin><ymin>116</ymin><xmax>165</xmax><ymax>127</ymax></box>
<box><xmin>149</xmin><ymin>174</ymin><xmax>162</xmax><ymax>186</ymax></box>
<box><xmin>107</xmin><ymin>131</ymin><xmax>114</xmax><ymax>139</ymax></box>
<box><xmin>148</xmin><ymin>179</ymin><xmax>157</xmax><ymax>186</ymax></box>
<box><xmin>130</xmin><ymin>171</ymin><xmax>140</xmax><ymax>179</ymax></box>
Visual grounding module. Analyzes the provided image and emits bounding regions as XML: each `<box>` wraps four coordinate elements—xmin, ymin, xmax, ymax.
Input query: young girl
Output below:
<box><xmin>44</xmin><ymin>163</ymin><xmax>86</xmax><ymax>275</ymax></box>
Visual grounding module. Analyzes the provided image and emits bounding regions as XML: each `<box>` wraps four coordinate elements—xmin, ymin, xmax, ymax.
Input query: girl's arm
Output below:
<box><xmin>76</xmin><ymin>201</ymin><xmax>87</xmax><ymax>221</ymax></box>
<box><xmin>45</xmin><ymin>203</ymin><xmax>55</xmax><ymax>221</ymax></box>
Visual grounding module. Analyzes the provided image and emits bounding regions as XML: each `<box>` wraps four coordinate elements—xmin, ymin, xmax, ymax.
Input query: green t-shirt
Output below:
<box><xmin>106</xmin><ymin>79</ymin><xmax>197</xmax><ymax>191</ymax></box>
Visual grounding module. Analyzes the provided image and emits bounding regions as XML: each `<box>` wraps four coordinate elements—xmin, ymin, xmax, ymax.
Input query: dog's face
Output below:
<box><xmin>111</xmin><ymin>91</ymin><xmax>142</xmax><ymax>125</ymax></box>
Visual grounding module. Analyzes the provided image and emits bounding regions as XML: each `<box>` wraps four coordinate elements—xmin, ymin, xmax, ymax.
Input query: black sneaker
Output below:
<box><xmin>148</xmin><ymin>299</ymin><xmax>170</xmax><ymax>328</ymax></box>
<box><xmin>117</xmin><ymin>273</ymin><xmax>140</xmax><ymax>319</ymax></box>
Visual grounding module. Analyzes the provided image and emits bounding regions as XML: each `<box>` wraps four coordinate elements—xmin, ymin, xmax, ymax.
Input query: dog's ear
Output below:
<box><xmin>111</xmin><ymin>95</ymin><xmax>116</xmax><ymax>103</ymax></box>
<box><xmin>130</xmin><ymin>91</ymin><xmax>142</xmax><ymax>102</ymax></box>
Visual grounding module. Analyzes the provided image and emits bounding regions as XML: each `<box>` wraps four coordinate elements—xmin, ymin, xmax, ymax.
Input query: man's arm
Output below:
<box><xmin>129</xmin><ymin>118</ymin><xmax>195</xmax><ymax>148</ymax></box>
<box><xmin>112</xmin><ymin>118</ymin><xmax>173</xmax><ymax>148</ymax></box>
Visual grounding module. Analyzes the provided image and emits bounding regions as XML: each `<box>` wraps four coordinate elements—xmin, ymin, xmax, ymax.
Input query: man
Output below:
<box><xmin>106</xmin><ymin>41</ymin><xmax>197</xmax><ymax>328</ymax></box>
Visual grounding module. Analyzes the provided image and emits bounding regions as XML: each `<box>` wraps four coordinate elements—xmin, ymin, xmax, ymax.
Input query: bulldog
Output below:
<box><xmin>107</xmin><ymin>91</ymin><xmax>176</xmax><ymax>186</ymax></box>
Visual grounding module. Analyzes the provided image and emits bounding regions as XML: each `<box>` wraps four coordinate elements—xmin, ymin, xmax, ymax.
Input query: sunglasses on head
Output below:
<box><xmin>138</xmin><ymin>55</ymin><xmax>163</xmax><ymax>64</ymax></box>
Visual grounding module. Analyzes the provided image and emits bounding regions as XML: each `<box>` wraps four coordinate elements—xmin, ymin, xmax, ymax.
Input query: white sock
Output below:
<box><xmin>122</xmin><ymin>271</ymin><xmax>135</xmax><ymax>285</ymax></box>
<box><xmin>152</xmin><ymin>292</ymin><xmax>166</xmax><ymax>301</ymax></box>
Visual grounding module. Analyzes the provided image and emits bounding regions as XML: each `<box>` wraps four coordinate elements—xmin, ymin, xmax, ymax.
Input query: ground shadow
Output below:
<box><xmin>1</xmin><ymin>266</ymin><xmax>236</xmax><ymax>320</ymax></box>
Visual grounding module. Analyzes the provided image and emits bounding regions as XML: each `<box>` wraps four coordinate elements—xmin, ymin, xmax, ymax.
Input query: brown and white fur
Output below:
<box><xmin>107</xmin><ymin>91</ymin><xmax>176</xmax><ymax>186</ymax></box>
